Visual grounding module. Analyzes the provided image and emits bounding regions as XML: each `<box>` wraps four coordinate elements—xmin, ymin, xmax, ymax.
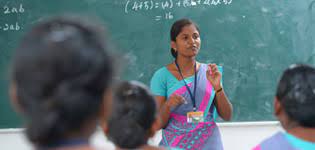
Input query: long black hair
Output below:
<box><xmin>276</xmin><ymin>64</ymin><xmax>315</xmax><ymax>127</ymax></box>
<box><xmin>107</xmin><ymin>81</ymin><xmax>157</xmax><ymax>149</ymax></box>
<box><xmin>11</xmin><ymin>15</ymin><xmax>114</xmax><ymax>146</ymax></box>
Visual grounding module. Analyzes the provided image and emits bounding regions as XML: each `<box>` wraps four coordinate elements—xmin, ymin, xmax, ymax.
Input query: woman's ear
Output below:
<box><xmin>9</xmin><ymin>83</ymin><xmax>23</xmax><ymax>114</ymax></box>
<box><xmin>102</xmin><ymin>122</ymin><xmax>109</xmax><ymax>136</ymax></box>
<box><xmin>274</xmin><ymin>96</ymin><xmax>288</xmax><ymax>126</ymax></box>
<box><xmin>274</xmin><ymin>97</ymin><xmax>293</xmax><ymax>129</ymax></box>
<box><xmin>274</xmin><ymin>97</ymin><xmax>282</xmax><ymax>117</ymax></box>
<box><xmin>99</xmin><ymin>88</ymin><xmax>113</xmax><ymax>129</ymax></box>
<box><xmin>171</xmin><ymin>41</ymin><xmax>177</xmax><ymax>51</ymax></box>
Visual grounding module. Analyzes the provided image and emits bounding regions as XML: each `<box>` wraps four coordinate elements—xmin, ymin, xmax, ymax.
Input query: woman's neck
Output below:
<box><xmin>287</xmin><ymin>126</ymin><xmax>315</xmax><ymax>142</ymax></box>
<box><xmin>175</xmin><ymin>56</ymin><xmax>196</xmax><ymax>71</ymax></box>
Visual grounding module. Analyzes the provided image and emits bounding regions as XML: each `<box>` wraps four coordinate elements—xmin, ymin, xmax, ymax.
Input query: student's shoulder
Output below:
<box><xmin>252</xmin><ymin>132</ymin><xmax>286</xmax><ymax>150</ymax></box>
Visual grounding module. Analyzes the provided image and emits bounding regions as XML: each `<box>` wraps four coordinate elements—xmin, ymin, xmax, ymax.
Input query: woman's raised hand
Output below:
<box><xmin>206</xmin><ymin>64</ymin><xmax>222</xmax><ymax>90</ymax></box>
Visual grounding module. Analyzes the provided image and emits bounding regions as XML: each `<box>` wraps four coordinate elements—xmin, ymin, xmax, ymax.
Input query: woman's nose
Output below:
<box><xmin>188</xmin><ymin>37</ymin><xmax>194</xmax><ymax>44</ymax></box>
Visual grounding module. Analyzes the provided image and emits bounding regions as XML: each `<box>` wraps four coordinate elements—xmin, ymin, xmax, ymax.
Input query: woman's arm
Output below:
<box><xmin>214</xmin><ymin>87</ymin><xmax>233</xmax><ymax>121</ymax></box>
<box><xmin>155</xmin><ymin>95</ymin><xmax>185</xmax><ymax>129</ymax></box>
<box><xmin>207</xmin><ymin>64</ymin><xmax>233</xmax><ymax>121</ymax></box>
<box><xmin>155</xmin><ymin>96</ymin><xmax>171</xmax><ymax>129</ymax></box>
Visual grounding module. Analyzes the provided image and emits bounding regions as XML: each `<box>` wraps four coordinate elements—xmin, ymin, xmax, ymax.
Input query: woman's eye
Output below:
<box><xmin>193</xmin><ymin>34</ymin><xmax>199</xmax><ymax>39</ymax></box>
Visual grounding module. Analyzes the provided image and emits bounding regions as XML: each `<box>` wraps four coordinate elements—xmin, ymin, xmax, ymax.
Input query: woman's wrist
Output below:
<box><xmin>213</xmin><ymin>85</ymin><xmax>222</xmax><ymax>92</ymax></box>
<box><xmin>216</xmin><ymin>87</ymin><xmax>223</xmax><ymax>93</ymax></box>
<box><xmin>164</xmin><ymin>101</ymin><xmax>172</xmax><ymax>110</ymax></box>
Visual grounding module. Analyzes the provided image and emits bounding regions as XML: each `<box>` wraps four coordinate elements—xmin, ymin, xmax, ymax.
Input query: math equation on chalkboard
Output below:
<box><xmin>1</xmin><ymin>3</ymin><xmax>25</xmax><ymax>32</ymax></box>
<box><xmin>124</xmin><ymin>0</ymin><xmax>233</xmax><ymax>21</ymax></box>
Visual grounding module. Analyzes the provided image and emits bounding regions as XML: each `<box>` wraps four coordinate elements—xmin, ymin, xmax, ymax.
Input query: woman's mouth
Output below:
<box><xmin>189</xmin><ymin>46</ymin><xmax>198</xmax><ymax>51</ymax></box>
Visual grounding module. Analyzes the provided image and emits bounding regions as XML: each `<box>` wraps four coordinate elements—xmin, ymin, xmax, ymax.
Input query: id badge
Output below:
<box><xmin>187</xmin><ymin>111</ymin><xmax>204</xmax><ymax>123</ymax></box>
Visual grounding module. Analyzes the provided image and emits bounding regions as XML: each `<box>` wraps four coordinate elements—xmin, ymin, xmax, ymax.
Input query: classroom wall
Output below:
<box><xmin>0</xmin><ymin>121</ymin><xmax>281</xmax><ymax>150</ymax></box>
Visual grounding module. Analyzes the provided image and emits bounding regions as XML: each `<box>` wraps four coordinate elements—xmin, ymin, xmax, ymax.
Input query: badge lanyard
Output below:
<box><xmin>175</xmin><ymin>60</ymin><xmax>198</xmax><ymax>111</ymax></box>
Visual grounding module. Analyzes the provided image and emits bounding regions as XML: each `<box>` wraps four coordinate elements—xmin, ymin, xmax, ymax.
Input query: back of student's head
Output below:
<box><xmin>276</xmin><ymin>64</ymin><xmax>315</xmax><ymax>128</ymax></box>
<box><xmin>107</xmin><ymin>81</ymin><xmax>157</xmax><ymax>149</ymax></box>
<box><xmin>10</xmin><ymin>15</ymin><xmax>113</xmax><ymax>146</ymax></box>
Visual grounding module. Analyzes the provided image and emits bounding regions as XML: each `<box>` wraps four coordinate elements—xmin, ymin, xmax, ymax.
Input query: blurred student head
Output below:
<box><xmin>10</xmin><ymin>15</ymin><xmax>114</xmax><ymax>148</ymax></box>
<box><xmin>275</xmin><ymin>64</ymin><xmax>315</xmax><ymax>129</ymax></box>
<box><xmin>105</xmin><ymin>81</ymin><xmax>161</xmax><ymax>149</ymax></box>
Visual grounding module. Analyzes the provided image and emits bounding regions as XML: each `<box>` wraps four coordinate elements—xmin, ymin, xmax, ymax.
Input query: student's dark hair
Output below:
<box><xmin>276</xmin><ymin>64</ymin><xmax>315</xmax><ymax>127</ymax></box>
<box><xmin>11</xmin><ymin>15</ymin><xmax>114</xmax><ymax>145</ymax></box>
<box><xmin>107</xmin><ymin>81</ymin><xmax>157</xmax><ymax>149</ymax></box>
<box><xmin>170</xmin><ymin>18</ymin><xmax>200</xmax><ymax>58</ymax></box>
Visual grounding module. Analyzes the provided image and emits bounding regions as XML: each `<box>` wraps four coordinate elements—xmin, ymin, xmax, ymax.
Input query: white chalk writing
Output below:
<box><xmin>125</xmin><ymin>0</ymin><xmax>232</xmax><ymax>13</ymax></box>
<box><xmin>124</xmin><ymin>0</ymin><xmax>233</xmax><ymax>21</ymax></box>
<box><xmin>3</xmin><ymin>4</ymin><xmax>24</xmax><ymax>14</ymax></box>
<box><xmin>1</xmin><ymin>4</ymin><xmax>25</xmax><ymax>32</ymax></box>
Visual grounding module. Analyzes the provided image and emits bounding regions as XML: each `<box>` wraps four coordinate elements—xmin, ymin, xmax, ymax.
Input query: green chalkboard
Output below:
<box><xmin>1</xmin><ymin>0</ymin><xmax>315</xmax><ymax>128</ymax></box>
